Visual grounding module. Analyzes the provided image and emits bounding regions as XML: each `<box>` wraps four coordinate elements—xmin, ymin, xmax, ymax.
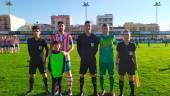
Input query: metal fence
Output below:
<box><xmin>0</xmin><ymin>31</ymin><xmax>170</xmax><ymax>43</ymax></box>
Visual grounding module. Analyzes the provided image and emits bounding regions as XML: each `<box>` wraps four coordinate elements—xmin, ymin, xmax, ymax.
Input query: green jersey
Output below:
<box><xmin>99</xmin><ymin>34</ymin><xmax>116</xmax><ymax>62</ymax></box>
<box><xmin>49</xmin><ymin>51</ymin><xmax>65</xmax><ymax>78</ymax></box>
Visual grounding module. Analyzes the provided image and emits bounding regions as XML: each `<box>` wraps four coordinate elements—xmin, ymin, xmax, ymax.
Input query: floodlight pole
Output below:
<box><xmin>154</xmin><ymin>2</ymin><xmax>161</xmax><ymax>24</ymax></box>
<box><xmin>82</xmin><ymin>2</ymin><xmax>90</xmax><ymax>21</ymax></box>
<box><xmin>6</xmin><ymin>0</ymin><xmax>12</xmax><ymax>15</ymax></box>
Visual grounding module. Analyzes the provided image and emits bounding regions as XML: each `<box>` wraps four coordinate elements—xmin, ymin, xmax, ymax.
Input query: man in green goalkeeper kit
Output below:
<box><xmin>48</xmin><ymin>41</ymin><xmax>66</xmax><ymax>96</ymax></box>
<box><xmin>99</xmin><ymin>24</ymin><xmax>116</xmax><ymax>96</ymax></box>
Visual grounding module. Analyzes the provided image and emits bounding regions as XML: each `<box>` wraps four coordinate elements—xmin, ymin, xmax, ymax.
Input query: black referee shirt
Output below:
<box><xmin>77</xmin><ymin>33</ymin><xmax>99</xmax><ymax>60</ymax></box>
<box><xmin>27</xmin><ymin>38</ymin><xmax>49</xmax><ymax>59</ymax></box>
<box><xmin>116</xmin><ymin>41</ymin><xmax>136</xmax><ymax>65</ymax></box>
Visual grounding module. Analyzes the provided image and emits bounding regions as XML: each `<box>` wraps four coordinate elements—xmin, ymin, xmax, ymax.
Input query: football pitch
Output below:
<box><xmin>0</xmin><ymin>44</ymin><xmax>170</xmax><ymax>96</ymax></box>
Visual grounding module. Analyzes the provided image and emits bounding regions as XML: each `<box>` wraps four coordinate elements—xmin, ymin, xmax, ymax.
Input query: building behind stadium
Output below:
<box><xmin>0</xmin><ymin>14</ymin><xmax>26</xmax><ymax>32</ymax></box>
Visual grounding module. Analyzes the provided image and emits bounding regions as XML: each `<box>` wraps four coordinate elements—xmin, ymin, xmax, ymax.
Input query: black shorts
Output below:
<box><xmin>80</xmin><ymin>58</ymin><xmax>97</xmax><ymax>74</ymax></box>
<box><xmin>29</xmin><ymin>59</ymin><xmax>46</xmax><ymax>74</ymax></box>
<box><xmin>15</xmin><ymin>44</ymin><xmax>18</xmax><ymax>47</ymax></box>
<box><xmin>10</xmin><ymin>45</ymin><xmax>13</xmax><ymax>47</ymax></box>
<box><xmin>4</xmin><ymin>45</ymin><xmax>8</xmax><ymax>48</ymax></box>
<box><xmin>7</xmin><ymin>45</ymin><xmax>10</xmax><ymax>48</ymax></box>
<box><xmin>118</xmin><ymin>63</ymin><xmax>135</xmax><ymax>75</ymax></box>
<box><xmin>1</xmin><ymin>45</ymin><xmax>4</xmax><ymax>48</ymax></box>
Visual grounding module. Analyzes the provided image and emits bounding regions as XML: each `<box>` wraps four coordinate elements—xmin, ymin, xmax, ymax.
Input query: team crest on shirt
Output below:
<box><xmin>100</xmin><ymin>37</ymin><xmax>104</xmax><ymax>41</ymax></box>
<box><xmin>38</xmin><ymin>45</ymin><xmax>42</xmax><ymax>50</ymax></box>
<box><xmin>54</xmin><ymin>57</ymin><xmax>58</xmax><ymax>61</ymax></box>
<box><xmin>129</xmin><ymin>51</ymin><xmax>133</xmax><ymax>56</ymax></box>
<box><xmin>91</xmin><ymin>43</ymin><xmax>94</xmax><ymax>47</ymax></box>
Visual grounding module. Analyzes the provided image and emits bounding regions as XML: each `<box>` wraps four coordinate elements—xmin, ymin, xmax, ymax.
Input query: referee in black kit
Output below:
<box><xmin>77</xmin><ymin>21</ymin><xmax>99</xmax><ymax>96</ymax></box>
<box><xmin>25</xmin><ymin>26</ymin><xmax>49</xmax><ymax>95</ymax></box>
<box><xmin>116</xmin><ymin>29</ymin><xmax>138</xmax><ymax>96</ymax></box>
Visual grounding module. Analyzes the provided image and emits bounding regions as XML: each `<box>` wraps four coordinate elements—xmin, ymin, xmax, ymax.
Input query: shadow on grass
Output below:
<box><xmin>16</xmin><ymin>65</ymin><xmax>29</xmax><ymax>68</ymax></box>
<box><xmin>74</xmin><ymin>92</ymin><xmax>114</xmax><ymax>96</ymax></box>
<box><xmin>16</xmin><ymin>90</ymin><xmax>117</xmax><ymax>96</ymax></box>
<box><xmin>17</xmin><ymin>91</ymin><xmax>71</xmax><ymax>96</ymax></box>
<box><xmin>0</xmin><ymin>76</ymin><xmax>5</xmax><ymax>81</ymax></box>
<box><xmin>159</xmin><ymin>65</ymin><xmax>170</xmax><ymax>71</ymax></box>
<box><xmin>17</xmin><ymin>92</ymin><xmax>48</xmax><ymax>96</ymax></box>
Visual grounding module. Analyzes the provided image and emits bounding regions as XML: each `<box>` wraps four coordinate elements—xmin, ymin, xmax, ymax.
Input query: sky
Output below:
<box><xmin>0</xmin><ymin>0</ymin><xmax>170</xmax><ymax>31</ymax></box>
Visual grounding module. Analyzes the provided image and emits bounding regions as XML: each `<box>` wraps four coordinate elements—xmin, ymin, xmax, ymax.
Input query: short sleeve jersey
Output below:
<box><xmin>99</xmin><ymin>34</ymin><xmax>116</xmax><ymax>62</ymax></box>
<box><xmin>116</xmin><ymin>42</ymin><xmax>136</xmax><ymax>65</ymax></box>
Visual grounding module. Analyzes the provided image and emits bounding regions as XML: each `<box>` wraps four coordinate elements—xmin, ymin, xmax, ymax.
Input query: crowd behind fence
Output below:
<box><xmin>0</xmin><ymin>31</ymin><xmax>170</xmax><ymax>44</ymax></box>
<box><xmin>0</xmin><ymin>35</ymin><xmax>20</xmax><ymax>53</ymax></box>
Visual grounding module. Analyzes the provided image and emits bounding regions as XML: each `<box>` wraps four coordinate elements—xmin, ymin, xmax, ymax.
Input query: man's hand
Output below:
<box><xmin>44</xmin><ymin>58</ymin><xmax>47</xmax><ymax>65</ymax></box>
<box><xmin>62</xmin><ymin>51</ymin><xmax>68</xmax><ymax>56</ymax></box>
<box><xmin>135</xmin><ymin>63</ymin><xmax>138</xmax><ymax>70</ymax></box>
<box><xmin>116</xmin><ymin>62</ymin><xmax>119</xmax><ymax>71</ymax></box>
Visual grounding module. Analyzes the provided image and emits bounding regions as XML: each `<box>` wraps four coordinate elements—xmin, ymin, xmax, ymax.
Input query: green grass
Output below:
<box><xmin>0</xmin><ymin>44</ymin><xmax>170</xmax><ymax>96</ymax></box>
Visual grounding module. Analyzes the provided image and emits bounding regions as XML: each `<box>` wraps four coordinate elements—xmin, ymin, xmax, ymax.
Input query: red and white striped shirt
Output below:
<box><xmin>51</xmin><ymin>32</ymin><xmax>73</xmax><ymax>60</ymax></box>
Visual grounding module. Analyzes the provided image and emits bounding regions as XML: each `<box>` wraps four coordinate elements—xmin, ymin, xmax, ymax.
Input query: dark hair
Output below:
<box><xmin>84</xmin><ymin>20</ymin><xmax>91</xmax><ymax>25</ymax></box>
<box><xmin>58</xmin><ymin>21</ymin><xmax>64</xmax><ymax>25</ymax></box>
<box><xmin>102</xmin><ymin>23</ymin><xmax>108</xmax><ymax>27</ymax></box>
<box><xmin>52</xmin><ymin>41</ymin><xmax>62</xmax><ymax>45</ymax></box>
<box><xmin>123</xmin><ymin>29</ymin><xmax>131</xmax><ymax>34</ymax></box>
<box><xmin>32</xmin><ymin>25</ymin><xmax>40</xmax><ymax>30</ymax></box>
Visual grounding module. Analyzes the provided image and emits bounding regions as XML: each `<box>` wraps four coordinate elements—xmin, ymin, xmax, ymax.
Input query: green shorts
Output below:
<box><xmin>99</xmin><ymin>61</ymin><xmax>114</xmax><ymax>76</ymax></box>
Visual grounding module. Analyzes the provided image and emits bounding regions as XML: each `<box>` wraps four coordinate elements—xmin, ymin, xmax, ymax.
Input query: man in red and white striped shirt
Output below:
<box><xmin>0</xmin><ymin>36</ymin><xmax>3</xmax><ymax>53</ymax></box>
<box><xmin>51</xmin><ymin>21</ymin><xmax>74</xmax><ymax>96</ymax></box>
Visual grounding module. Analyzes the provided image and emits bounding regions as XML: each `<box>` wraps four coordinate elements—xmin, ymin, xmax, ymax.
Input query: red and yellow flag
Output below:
<box><xmin>135</xmin><ymin>71</ymin><xmax>140</xmax><ymax>88</ymax></box>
